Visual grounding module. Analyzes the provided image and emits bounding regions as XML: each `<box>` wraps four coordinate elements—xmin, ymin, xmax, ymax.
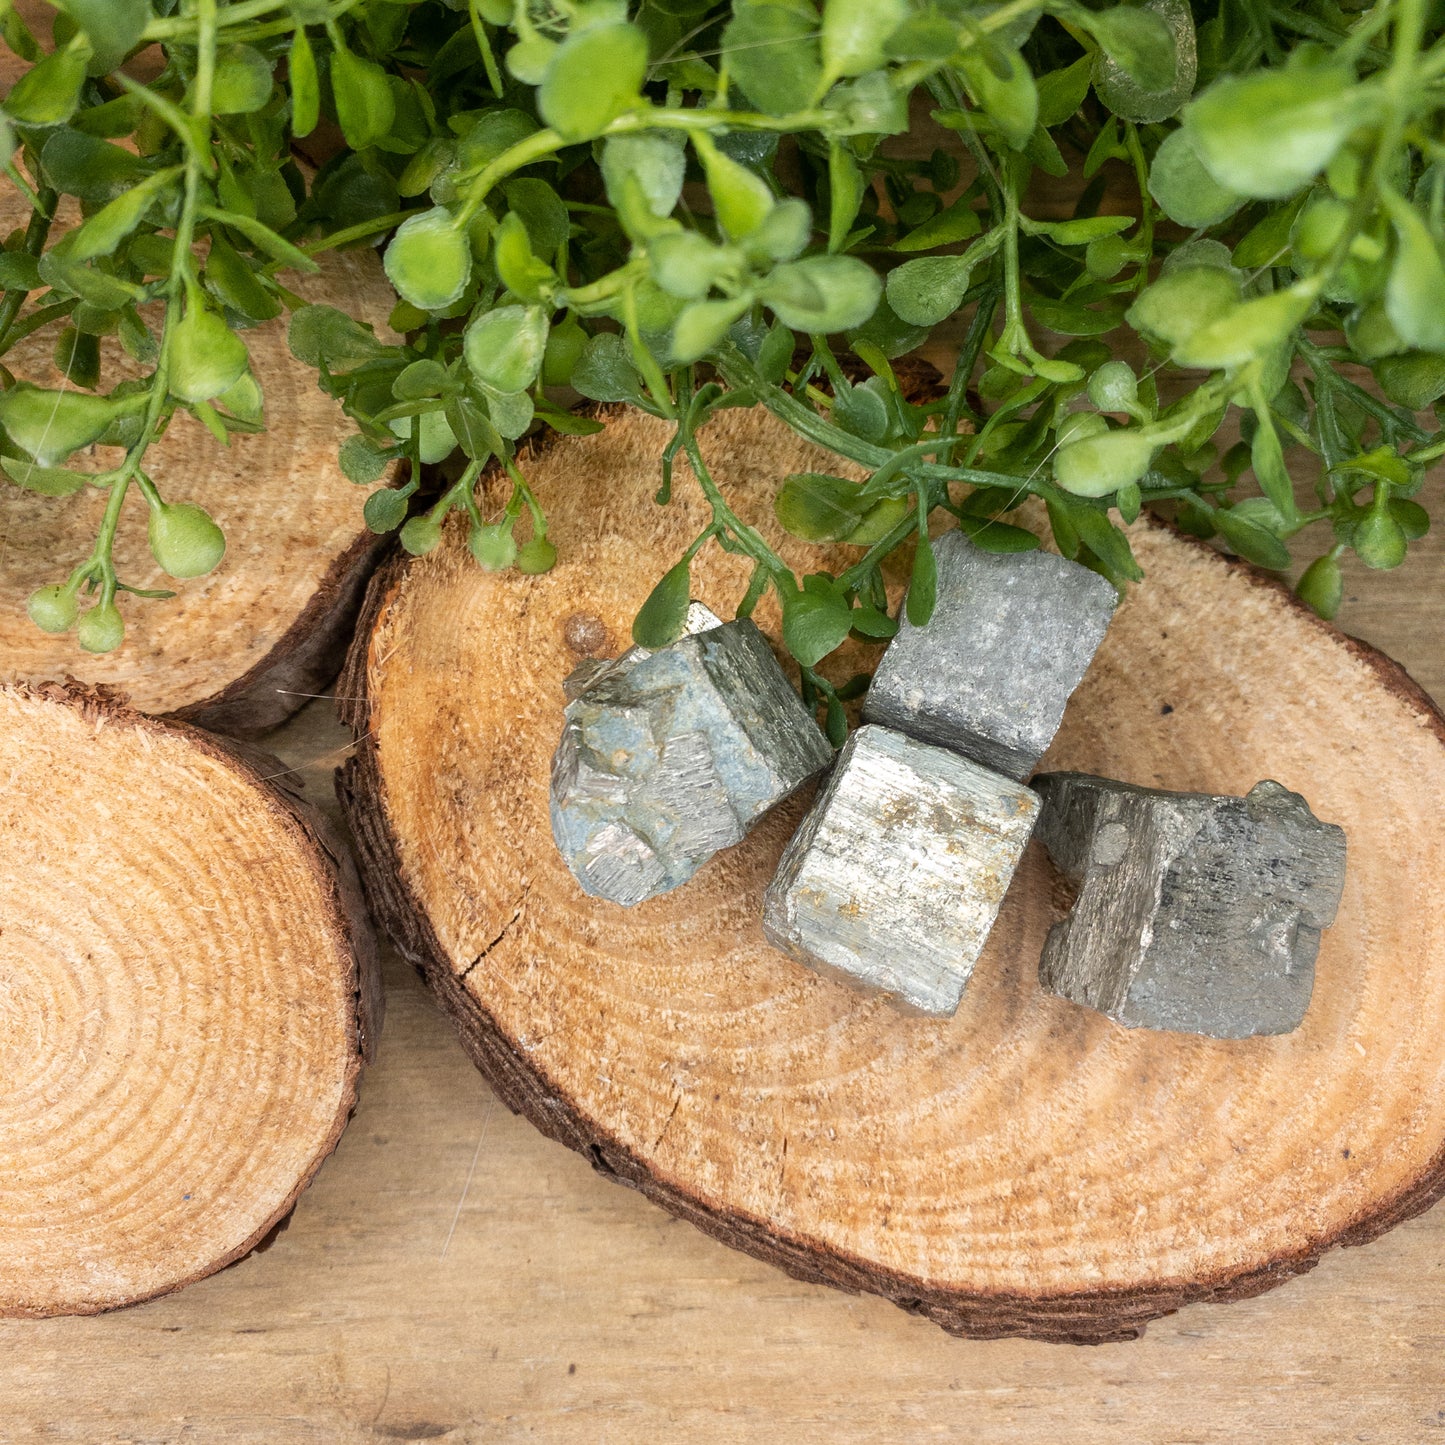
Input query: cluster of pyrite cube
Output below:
<box><xmin>551</xmin><ymin>531</ymin><xmax>1347</xmax><ymax>1039</ymax></box>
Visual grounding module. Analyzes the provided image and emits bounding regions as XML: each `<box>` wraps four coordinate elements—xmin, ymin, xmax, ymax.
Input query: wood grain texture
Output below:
<box><xmin>334</xmin><ymin>404</ymin><xmax>1445</xmax><ymax>1344</ymax></box>
<box><xmin>2</xmin><ymin>673</ymin><xmax>1443</xmax><ymax>1437</ymax></box>
<box><xmin>0</xmin><ymin>681</ymin><xmax>378</xmax><ymax>1318</ymax></box>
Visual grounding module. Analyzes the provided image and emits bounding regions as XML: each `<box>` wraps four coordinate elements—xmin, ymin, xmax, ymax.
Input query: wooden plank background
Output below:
<box><xmin>0</xmin><ymin>528</ymin><xmax>1439</xmax><ymax>1444</ymax></box>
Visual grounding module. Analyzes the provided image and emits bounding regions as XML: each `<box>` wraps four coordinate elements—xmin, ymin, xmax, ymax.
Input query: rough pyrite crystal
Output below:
<box><xmin>1034</xmin><ymin>772</ymin><xmax>1348</xmax><ymax>1037</ymax></box>
<box><xmin>862</xmin><ymin>529</ymin><xmax>1118</xmax><ymax>780</ymax></box>
<box><xmin>762</xmin><ymin>725</ymin><xmax>1041</xmax><ymax>1016</ymax></box>
<box><xmin>551</xmin><ymin>604</ymin><xmax>832</xmax><ymax>906</ymax></box>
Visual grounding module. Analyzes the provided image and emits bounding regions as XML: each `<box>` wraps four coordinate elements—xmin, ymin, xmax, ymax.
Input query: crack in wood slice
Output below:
<box><xmin>0</xmin><ymin>680</ymin><xmax>379</xmax><ymax>1316</ymax></box>
<box><xmin>0</xmin><ymin>186</ymin><xmax>396</xmax><ymax>734</ymax></box>
<box><xmin>336</xmin><ymin>404</ymin><xmax>1445</xmax><ymax>1344</ymax></box>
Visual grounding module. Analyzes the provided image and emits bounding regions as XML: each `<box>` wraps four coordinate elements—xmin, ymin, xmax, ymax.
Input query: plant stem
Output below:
<box><xmin>88</xmin><ymin>0</ymin><xmax>218</xmax><ymax>596</ymax></box>
<box><xmin>303</xmin><ymin>208</ymin><xmax>428</xmax><ymax>256</ymax></box>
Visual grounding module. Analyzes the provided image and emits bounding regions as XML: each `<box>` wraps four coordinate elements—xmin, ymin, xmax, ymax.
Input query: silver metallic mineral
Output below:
<box><xmin>1034</xmin><ymin>772</ymin><xmax>1348</xmax><ymax>1037</ymax></box>
<box><xmin>550</xmin><ymin>605</ymin><xmax>832</xmax><ymax>906</ymax></box>
<box><xmin>762</xmin><ymin>724</ymin><xmax>1041</xmax><ymax>1016</ymax></box>
<box><xmin>862</xmin><ymin>529</ymin><xmax>1118</xmax><ymax>780</ymax></box>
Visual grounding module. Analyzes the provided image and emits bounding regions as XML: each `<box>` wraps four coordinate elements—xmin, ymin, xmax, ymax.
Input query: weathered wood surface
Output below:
<box><xmin>0</xmin><ymin>524</ymin><xmax>1439</xmax><ymax>1437</ymax></box>
<box><xmin>336</xmin><ymin>405</ymin><xmax>1445</xmax><ymax>1343</ymax></box>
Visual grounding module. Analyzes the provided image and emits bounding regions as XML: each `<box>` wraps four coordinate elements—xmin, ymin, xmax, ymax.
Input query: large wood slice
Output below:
<box><xmin>0</xmin><ymin>680</ymin><xmax>379</xmax><ymax>1316</ymax></box>
<box><xmin>0</xmin><ymin>185</ymin><xmax>396</xmax><ymax>734</ymax></box>
<box><xmin>337</xmin><ymin>404</ymin><xmax>1445</xmax><ymax>1343</ymax></box>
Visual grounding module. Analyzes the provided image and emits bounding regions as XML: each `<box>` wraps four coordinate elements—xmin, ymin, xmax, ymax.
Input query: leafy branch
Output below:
<box><xmin>0</xmin><ymin>0</ymin><xmax>1439</xmax><ymax>692</ymax></box>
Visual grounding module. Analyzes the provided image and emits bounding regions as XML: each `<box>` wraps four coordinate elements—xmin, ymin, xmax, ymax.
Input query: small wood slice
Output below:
<box><xmin>0</xmin><ymin>186</ymin><xmax>396</xmax><ymax>734</ymax></box>
<box><xmin>338</xmin><ymin>404</ymin><xmax>1445</xmax><ymax>1343</ymax></box>
<box><xmin>0</xmin><ymin>680</ymin><xmax>379</xmax><ymax>1317</ymax></box>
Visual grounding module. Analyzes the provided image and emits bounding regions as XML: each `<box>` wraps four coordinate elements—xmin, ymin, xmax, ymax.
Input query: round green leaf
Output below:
<box><xmin>77</xmin><ymin>601</ymin><xmax>124</xmax><ymax>655</ymax></box>
<box><xmin>542</xmin><ymin>315</ymin><xmax>588</xmax><ymax>387</ymax></box>
<box><xmin>1084</xmin><ymin>5</ymin><xmax>1177</xmax><ymax>92</ymax></box>
<box><xmin>463</xmin><ymin>304</ymin><xmax>549</xmax><ymax>394</ymax></box>
<box><xmin>571</xmin><ymin>333</ymin><xmax>645</xmax><ymax>404</ymax></box>
<box><xmin>1094</xmin><ymin>0</ymin><xmax>1195</xmax><ymax>122</ymax></box>
<box><xmin>1171</xmin><ymin>285</ymin><xmax>1316</xmax><ymax>371</ymax></box>
<box><xmin>212</xmin><ymin>45</ymin><xmax>273</xmax><ymax>114</ymax></box>
<box><xmin>27</xmin><ymin>584</ymin><xmax>78</xmax><ymax>634</ymax></box>
<box><xmin>822</xmin><ymin>0</ymin><xmax>909</xmax><ymax>80</ymax></box>
<box><xmin>148</xmin><ymin>502</ymin><xmax>226</xmax><ymax>579</ymax></box>
<box><xmin>649</xmin><ymin>231</ymin><xmax>731</xmax><ymax>300</ymax></box>
<box><xmin>170</xmin><ymin>301</ymin><xmax>249</xmax><ymax>404</ymax></box>
<box><xmin>400</xmin><ymin>515</ymin><xmax>443</xmax><ymax>555</ymax></box>
<box><xmin>1147</xmin><ymin>128</ymin><xmax>1243</xmax><ymax>230</ymax></box>
<box><xmin>1053</xmin><ymin>426</ymin><xmax>1157</xmax><ymax>497</ymax></box>
<box><xmin>1184</xmin><ymin>66</ymin><xmax>1360</xmax><ymax>200</ymax></box>
<box><xmin>1295</xmin><ymin>553</ymin><xmax>1343</xmax><ymax>619</ymax></box>
<box><xmin>385</xmin><ymin>207</ymin><xmax>473</xmax><ymax>311</ymax></box>
<box><xmin>388</xmin><ymin>410</ymin><xmax>459</xmax><ymax>465</ymax></box>
<box><xmin>471</xmin><ymin>523</ymin><xmax>518</xmax><ymax>571</ymax></box>
<box><xmin>516</xmin><ymin>537</ymin><xmax>557</xmax><ymax>574</ymax></box>
<box><xmin>365</xmin><ymin>486</ymin><xmax>410</xmax><ymax>533</ymax></box>
<box><xmin>602</xmin><ymin>134</ymin><xmax>687</xmax><ymax>221</ymax></box>
<box><xmin>1353</xmin><ymin>507</ymin><xmax>1407</xmax><ymax>570</ymax></box>
<box><xmin>1087</xmin><ymin>360</ymin><xmax>1139</xmax><ymax>414</ymax></box>
<box><xmin>782</xmin><ymin>588</ymin><xmax>853</xmax><ymax>667</ymax></box>
<box><xmin>885</xmin><ymin>253</ymin><xmax>977</xmax><ymax>328</ymax></box>
<box><xmin>957</xmin><ymin>49</ymin><xmax>1037</xmax><ymax>153</ymax></box>
<box><xmin>763</xmin><ymin>255</ymin><xmax>881</xmax><ymax>333</ymax></box>
<box><xmin>724</xmin><ymin>5</ymin><xmax>822</xmax><ymax>115</ymax></box>
<box><xmin>339</xmin><ymin>434</ymin><xmax>393</xmax><ymax>485</ymax></box>
<box><xmin>824</xmin><ymin>69</ymin><xmax>909</xmax><ymax>137</ymax></box>
<box><xmin>746</xmin><ymin>198</ymin><xmax>812</xmax><ymax>263</ymax></box>
<box><xmin>507</xmin><ymin>37</ymin><xmax>557</xmax><ymax>86</ymax></box>
<box><xmin>539</xmin><ymin>23</ymin><xmax>648</xmax><ymax>143</ymax></box>
<box><xmin>1125</xmin><ymin>265</ymin><xmax>1241</xmax><ymax>351</ymax></box>
<box><xmin>672</xmin><ymin>296</ymin><xmax>751</xmax><ymax>364</ymax></box>
<box><xmin>1372</xmin><ymin>351</ymin><xmax>1445</xmax><ymax>410</ymax></box>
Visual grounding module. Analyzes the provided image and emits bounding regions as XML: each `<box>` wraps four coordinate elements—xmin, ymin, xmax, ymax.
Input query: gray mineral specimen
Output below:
<box><xmin>762</xmin><ymin>724</ymin><xmax>1041</xmax><ymax>1016</ymax></box>
<box><xmin>862</xmin><ymin>529</ymin><xmax>1118</xmax><ymax>780</ymax></box>
<box><xmin>551</xmin><ymin>606</ymin><xmax>832</xmax><ymax>906</ymax></box>
<box><xmin>1034</xmin><ymin>773</ymin><xmax>1348</xmax><ymax>1037</ymax></box>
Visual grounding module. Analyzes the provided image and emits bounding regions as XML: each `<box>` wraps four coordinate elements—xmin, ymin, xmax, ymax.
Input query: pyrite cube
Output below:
<box><xmin>1034</xmin><ymin>772</ymin><xmax>1348</xmax><ymax>1037</ymax></box>
<box><xmin>551</xmin><ymin>611</ymin><xmax>832</xmax><ymax>906</ymax></box>
<box><xmin>862</xmin><ymin>529</ymin><xmax>1118</xmax><ymax>780</ymax></box>
<box><xmin>763</xmin><ymin>724</ymin><xmax>1041</xmax><ymax>1016</ymax></box>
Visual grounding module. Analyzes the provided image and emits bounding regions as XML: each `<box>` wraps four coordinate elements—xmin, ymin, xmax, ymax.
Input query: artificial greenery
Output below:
<box><xmin>2</xmin><ymin>0</ymin><xmax>1441</xmax><ymax>703</ymax></box>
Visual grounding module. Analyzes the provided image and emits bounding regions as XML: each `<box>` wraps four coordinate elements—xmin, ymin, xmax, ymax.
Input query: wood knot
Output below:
<box><xmin>563</xmin><ymin>612</ymin><xmax>611</xmax><ymax>656</ymax></box>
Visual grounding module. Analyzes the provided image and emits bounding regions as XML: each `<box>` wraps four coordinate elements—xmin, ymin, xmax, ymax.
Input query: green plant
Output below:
<box><xmin>1</xmin><ymin>0</ymin><xmax>1440</xmax><ymax>680</ymax></box>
